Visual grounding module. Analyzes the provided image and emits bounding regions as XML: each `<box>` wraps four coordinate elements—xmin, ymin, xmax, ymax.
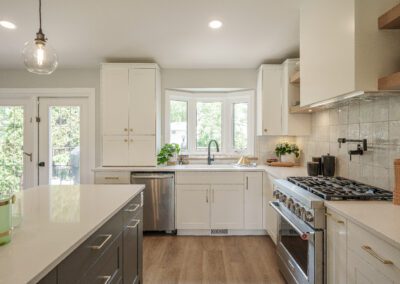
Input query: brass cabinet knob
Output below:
<box><xmin>264</xmin><ymin>128</ymin><xmax>268</xmax><ymax>132</ymax></box>
<box><xmin>130</xmin><ymin>128</ymin><xmax>133</xmax><ymax>132</ymax></box>
<box><xmin>124</xmin><ymin>128</ymin><xmax>128</xmax><ymax>132</ymax></box>
<box><xmin>124</xmin><ymin>139</ymin><xmax>128</xmax><ymax>142</ymax></box>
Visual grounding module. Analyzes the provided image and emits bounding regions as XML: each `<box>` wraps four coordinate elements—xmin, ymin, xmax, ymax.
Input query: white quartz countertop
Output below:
<box><xmin>93</xmin><ymin>164</ymin><xmax>307</xmax><ymax>179</ymax></box>
<box><xmin>0</xmin><ymin>184</ymin><xmax>144</xmax><ymax>284</ymax></box>
<box><xmin>325</xmin><ymin>201</ymin><xmax>400</xmax><ymax>250</ymax></box>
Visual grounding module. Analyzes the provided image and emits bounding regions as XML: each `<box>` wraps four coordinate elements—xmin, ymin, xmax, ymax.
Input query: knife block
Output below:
<box><xmin>394</xmin><ymin>160</ymin><xmax>400</xmax><ymax>205</ymax></box>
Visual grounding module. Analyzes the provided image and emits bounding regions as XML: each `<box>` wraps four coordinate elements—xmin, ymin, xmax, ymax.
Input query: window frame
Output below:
<box><xmin>165</xmin><ymin>89</ymin><xmax>254</xmax><ymax>156</ymax></box>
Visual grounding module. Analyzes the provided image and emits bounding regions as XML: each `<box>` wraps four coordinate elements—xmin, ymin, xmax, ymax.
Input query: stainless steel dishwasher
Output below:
<box><xmin>131</xmin><ymin>172</ymin><xmax>175</xmax><ymax>232</ymax></box>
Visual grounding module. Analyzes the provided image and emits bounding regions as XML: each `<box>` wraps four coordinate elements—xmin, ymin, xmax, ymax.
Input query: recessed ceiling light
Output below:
<box><xmin>209</xmin><ymin>20</ymin><xmax>223</xmax><ymax>29</ymax></box>
<box><xmin>0</xmin><ymin>20</ymin><xmax>17</xmax><ymax>30</ymax></box>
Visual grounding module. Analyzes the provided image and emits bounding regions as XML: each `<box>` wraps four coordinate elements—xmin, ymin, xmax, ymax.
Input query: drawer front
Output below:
<box><xmin>176</xmin><ymin>171</ymin><xmax>244</xmax><ymax>185</ymax></box>
<box><xmin>58</xmin><ymin>212</ymin><xmax>123</xmax><ymax>284</ymax></box>
<box><xmin>348</xmin><ymin>221</ymin><xmax>400</xmax><ymax>280</ymax></box>
<box><xmin>95</xmin><ymin>171</ymin><xmax>131</xmax><ymax>184</ymax></box>
<box><xmin>80</xmin><ymin>233</ymin><xmax>123</xmax><ymax>284</ymax></box>
<box><xmin>123</xmin><ymin>193</ymin><xmax>143</xmax><ymax>227</ymax></box>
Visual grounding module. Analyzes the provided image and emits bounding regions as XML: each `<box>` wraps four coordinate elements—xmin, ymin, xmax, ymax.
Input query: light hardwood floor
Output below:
<box><xmin>143</xmin><ymin>235</ymin><xmax>286</xmax><ymax>284</ymax></box>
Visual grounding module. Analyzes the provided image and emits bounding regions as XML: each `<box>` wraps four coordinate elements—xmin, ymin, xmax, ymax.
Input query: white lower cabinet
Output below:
<box><xmin>211</xmin><ymin>185</ymin><xmax>244</xmax><ymax>229</ymax></box>
<box><xmin>244</xmin><ymin>173</ymin><xmax>263</xmax><ymax>229</ymax></box>
<box><xmin>175</xmin><ymin>171</ymin><xmax>263</xmax><ymax>232</ymax></box>
<box><xmin>326</xmin><ymin>209</ymin><xmax>347</xmax><ymax>284</ymax></box>
<box><xmin>327</xmin><ymin>209</ymin><xmax>400</xmax><ymax>284</ymax></box>
<box><xmin>347</xmin><ymin>250</ymin><xmax>395</xmax><ymax>284</ymax></box>
<box><xmin>176</xmin><ymin>185</ymin><xmax>210</xmax><ymax>229</ymax></box>
<box><xmin>263</xmin><ymin>173</ymin><xmax>278</xmax><ymax>244</ymax></box>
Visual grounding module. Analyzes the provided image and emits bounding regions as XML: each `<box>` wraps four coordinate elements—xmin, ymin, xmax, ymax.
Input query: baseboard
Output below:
<box><xmin>177</xmin><ymin>229</ymin><xmax>267</xmax><ymax>236</ymax></box>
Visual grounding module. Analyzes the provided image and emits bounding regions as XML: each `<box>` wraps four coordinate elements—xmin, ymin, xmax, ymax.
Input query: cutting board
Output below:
<box><xmin>266</xmin><ymin>161</ymin><xmax>295</xmax><ymax>167</ymax></box>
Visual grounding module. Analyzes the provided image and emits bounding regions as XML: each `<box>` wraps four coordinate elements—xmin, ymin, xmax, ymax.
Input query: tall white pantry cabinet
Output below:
<box><xmin>101</xmin><ymin>63</ymin><xmax>161</xmax><ymax>166</ymax></box>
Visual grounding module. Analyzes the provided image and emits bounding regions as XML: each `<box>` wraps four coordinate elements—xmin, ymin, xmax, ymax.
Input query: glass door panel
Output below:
<box><xmin>38</xmin><ymin>98</ymin><xmax>89</xmax><ymax>185</ymax></box>
<box><xmin>49</xmin><ymin>106</ymin><xmax>80</xmax><ymax>185</ymax></box>
<box><xmin>0</xmin><ymin>106</ymin><xmax>24</xmax><ymax>196</ymax></box>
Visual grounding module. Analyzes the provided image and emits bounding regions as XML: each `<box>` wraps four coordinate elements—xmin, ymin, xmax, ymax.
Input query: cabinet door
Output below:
<box><xmin>102</xmin><ymin>136</ymin><xmax>129</xmax><ymax>166</ymax></box>
<box><xmin>129</xmin><ymin>68</ymin><xmax>156</xmax><ymax>135</ymax></box>
<box><xmin>102</xmin><ymin>67</ymin><xmax>130</xmax><ymax>136</ymax></box>
<box><xmin>129</xmin><ymin>135</ymin><xmax>156</xmax><ymax>166</ymax></box>
<box><xmin>326</xmin><ymin>210</ymin><xmax>347</xmax><ymax>284</ymax></box>
<box><xmin>264</xmin><ymin>174</ymin><xmax>278</xmax><ymax>244</ymax></box>
<box><xmin>211</xmin><ymin>185</ymin><xmax>243</xmax><ymax>229</ymax></box>
<box><xmin>257</xmin><ymin>65</ymin><xmax>283</xmax><ymax>136</ymax></box>
<box><xmin>176</xmin><ymin>185</ymin><xmax>210</xmax><ymax>229</ymax></box>
<box><xmin>347</xmin><ymin>249</ymin><xmax>395</xmax><ymax>284</ymax></box>
<box><xmin>123</xmin><ymin>218</ymin><xmax>141</xmax><ymax>284</ymax></box>
<box><xmin>244</xmin><ymin>173</ymin><xmax>263</xmax><ymax>229</ymax></box>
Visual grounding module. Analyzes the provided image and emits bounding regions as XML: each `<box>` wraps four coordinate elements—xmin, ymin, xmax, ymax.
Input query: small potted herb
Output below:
<box><xmin>275</xmin><ymin>142</ymin><xmax>300</xmax><ymax>163</ymax></box>
<box><xmin>157</xmin><ymin>143</ymin><xmax>180</xmax><ymax>165</ymax></box>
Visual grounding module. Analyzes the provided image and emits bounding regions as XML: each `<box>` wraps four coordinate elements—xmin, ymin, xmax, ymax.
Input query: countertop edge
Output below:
<box><xmin>325</xmin><ymin>202</ymin><xmax>400</xmax><ymax>251</ymax></box>
<box><xmin>28</xmin><ymin>185</ymin><xmax>145</xmax><ymax>284</ymax></box>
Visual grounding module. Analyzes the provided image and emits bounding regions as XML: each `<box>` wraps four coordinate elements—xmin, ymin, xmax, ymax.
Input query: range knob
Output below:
<box><xmin>292</xmin><ymin>203</ymin><xmax>299</xmax><ymax>213</ymax></box>
<box><xmin>285</xmin><ymin>198</ymin><xmax>293</xmax><ymax>209</ymax></box>
<box><xmin>304</xmin><ymin>211</ymin><xmax>314</xmax><ymax>222</ymax></box>
<box><xmin>273</xmin><ymin>190</ymin><xmax>280</xmax><ymax>199</ymax></box>
<box><xmin>294</xmin><ymin>205</ymin><xmax>302</xmax><ymax>217</ymax></box>
<box><xmin>279</xmin><ymin>194</ymin><xmax>287</xmax><ymax>203</ymax></box>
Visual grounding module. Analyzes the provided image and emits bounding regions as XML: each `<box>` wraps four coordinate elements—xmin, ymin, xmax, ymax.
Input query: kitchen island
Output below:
<box><xmin>0</xmin><ymin>184</ymin><xmax>144</xmax><ymax>284</ymax></box>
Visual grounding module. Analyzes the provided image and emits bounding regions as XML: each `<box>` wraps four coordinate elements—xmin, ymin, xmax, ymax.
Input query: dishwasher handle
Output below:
<box><xmin>131</xmin><ymin>174</ymin><xmax>174</xmax><ymax>179</ymax></box>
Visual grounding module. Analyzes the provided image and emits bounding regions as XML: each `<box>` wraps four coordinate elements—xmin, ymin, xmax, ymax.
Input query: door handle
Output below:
<box><xmin>38</xmin><ymin>161</ymin><xmax>45</xmax><ymax>167</ymax></box>
<box><xmin>23</xmin><ymin>152</ymin><xmax>33</xmax><ymax>162</ymax></box>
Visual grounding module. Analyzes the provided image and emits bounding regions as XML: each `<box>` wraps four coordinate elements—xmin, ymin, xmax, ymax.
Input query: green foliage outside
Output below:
<box><xmin>196</xmin><ymin>102</ymin><xmax>222</xmax><ymax>149</ymax></box>
<box><xmin>157</xmin><ymin>143</ymin><xmax>180</xmax><ymax>165</ymax></box>
<box><xmin>49</xmin><ymin>106</ymin><xmax>80</xmax><ymax>184</ymax></box>
<box><xmin>0</xmin><ymin>107</ymin><xmax>24</xmax><ymax>197</ymax></box>
<box><xmin>275</xmin><ymin>142</ymin><xmax>300</xmax><ymax>158</ymax></box>
<box><xmin>170</xmin><ymin>100</ymin><xmax>186</xmax><ymax>123</ymax></box>
<box><xmin>233</xmin><ymin>103</ymin><xmax>248</xmax><ymax>150</ymax></box>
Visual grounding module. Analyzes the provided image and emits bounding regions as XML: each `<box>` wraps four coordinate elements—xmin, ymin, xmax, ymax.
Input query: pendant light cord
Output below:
<box><xmin>39</xmin><ymin>0</ymin><xmax>42</xmax><ymax>32</ymax></box>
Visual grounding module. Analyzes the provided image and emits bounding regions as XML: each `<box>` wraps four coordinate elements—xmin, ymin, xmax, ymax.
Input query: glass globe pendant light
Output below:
<box><xmin>22</xmin><ymin>0</ymin><xmax>58</xmax><ymax>74</ymax></box>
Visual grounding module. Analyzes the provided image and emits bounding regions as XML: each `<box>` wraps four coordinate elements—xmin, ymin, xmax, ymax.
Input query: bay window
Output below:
<box><xmin>166</xmin><ymin>89</ymin><xmax>254</xmax><ymax>155</ymax></box>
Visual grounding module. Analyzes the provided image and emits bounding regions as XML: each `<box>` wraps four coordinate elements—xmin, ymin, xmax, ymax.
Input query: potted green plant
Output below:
<box><xmin>157</xmin><ymin>143</ymin><xmax>180</xmax><ymax>165</ymax></box>
<box><xmin>275</xmin><ymin>142</ymin><xmax>300</xmax><ymax>163</ymax></box>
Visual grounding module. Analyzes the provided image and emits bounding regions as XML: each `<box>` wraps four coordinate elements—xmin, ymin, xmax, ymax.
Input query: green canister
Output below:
<box><xmin>0</xmin><ymin>195</ymin><xmax>12</xmax><ymax>245</ymax></box>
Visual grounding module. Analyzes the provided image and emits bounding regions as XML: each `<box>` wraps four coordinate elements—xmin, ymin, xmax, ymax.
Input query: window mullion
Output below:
<box><xmin>188</xmin><ymin>99</ymin><xmax>196</xmax><ymax>153</ymax></box>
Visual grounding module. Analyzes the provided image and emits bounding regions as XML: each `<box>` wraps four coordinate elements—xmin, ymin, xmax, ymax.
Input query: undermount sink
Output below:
<box><xmin>176</xmin><ymin>164</ymin><xmax>238</xmax><ymax>169</ymax></box>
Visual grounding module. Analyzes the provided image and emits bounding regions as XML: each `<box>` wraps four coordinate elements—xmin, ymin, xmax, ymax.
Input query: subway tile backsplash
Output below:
<box><xmin>296</xmin><ymin>96</ymin><xmax>400</xmax><ymax>191</ymax></box>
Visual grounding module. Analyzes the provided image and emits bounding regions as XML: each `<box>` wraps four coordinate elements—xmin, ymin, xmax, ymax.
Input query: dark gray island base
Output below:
<box><xmin>39</xmin><ymin>192</ymin><xmax>143</xmax><ymax>284</ymax></box>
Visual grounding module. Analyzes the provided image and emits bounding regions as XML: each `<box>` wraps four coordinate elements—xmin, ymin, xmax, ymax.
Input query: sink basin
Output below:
<box><xmin>175</xmin><ymin>164</ymin><xmax>237</xmax><ymax>169</ymax></box>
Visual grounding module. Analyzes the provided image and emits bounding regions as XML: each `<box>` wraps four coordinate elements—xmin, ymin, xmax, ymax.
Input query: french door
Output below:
<box><xmin>0</xmin><ymin>98</ymin><xmax>34</xmax><ymax>196</ymax></box>
<box><xmin>38</xmin><ymin>98</ymin><xmax>90</xmax><ymax>185</ymax></box>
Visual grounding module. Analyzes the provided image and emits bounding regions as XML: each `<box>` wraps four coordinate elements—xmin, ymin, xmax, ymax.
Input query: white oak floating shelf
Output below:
<box><xmin>290</xmin><ymin>105</ymin><xmax>312</xmax><ymax>114</ymax></box>
<box><xmin>378</xmin><ymin>72</ymin><xmax>400</xmax><ymax>90</ymax></box>
<box><xmin>378</xmin><ymin>3</ymin><xmax>400</xmax><ymax>29</ymax></box>
<box><xmin>289</xmin><ymin>71</ymin><xmax>300</xmax><ymax>84</ymax></box>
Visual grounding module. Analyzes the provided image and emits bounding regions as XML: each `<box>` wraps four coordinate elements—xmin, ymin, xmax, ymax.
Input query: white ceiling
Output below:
<box><xmin>0</xmin><ymin>0</ymin><xmax>300</xmax><ymax>69</ymax></box>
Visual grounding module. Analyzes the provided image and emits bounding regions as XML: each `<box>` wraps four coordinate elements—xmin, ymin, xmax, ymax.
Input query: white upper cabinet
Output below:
<box><xmin>101</xmin><ymin>63</ymin><xmax>160</xmax><ymax>166</ymax></box>
<box><xmin>300</xmin><ymin>0</ymin><xmax>400</xmax><ymax>106</ymax></box>
<box><xmin>257</xmin><ymin>61</ymin><xmax>311</xmax><ymax>136</ymax></box>
<box><xmin>101</xmin><ymin>66</ymin><xmax>130</xmax><ymax>136</ymax></box>
<box><xmin>129</xmin><ymin>68</ymin><xmax>156</xmax><ymax>135</ymax></box>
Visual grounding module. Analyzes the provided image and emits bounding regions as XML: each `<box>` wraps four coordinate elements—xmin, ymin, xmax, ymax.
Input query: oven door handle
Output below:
<box><xmin>269</xmin><ymin>201</ymin><xmax>314</xmax><ymax>241</ymax></box>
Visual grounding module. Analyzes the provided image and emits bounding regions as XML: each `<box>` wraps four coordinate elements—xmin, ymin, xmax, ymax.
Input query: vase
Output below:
<box><xmin>280</xmin><ymin>153</ymin><xmax>296</xmax><ymax>163</ymax></box>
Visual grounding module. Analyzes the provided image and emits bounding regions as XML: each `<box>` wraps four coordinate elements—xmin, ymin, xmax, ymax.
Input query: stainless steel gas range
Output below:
<box><xmin>270</xmin><ymin>176</ymin><xmax>393</xmax><ymax>284</ymax></box>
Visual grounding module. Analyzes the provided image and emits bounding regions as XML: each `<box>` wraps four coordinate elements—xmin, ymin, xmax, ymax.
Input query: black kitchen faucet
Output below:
<box><xmin>337</xmin><ymin>138</ymin><xmax>368</xmax><ymax>161</ymax></box>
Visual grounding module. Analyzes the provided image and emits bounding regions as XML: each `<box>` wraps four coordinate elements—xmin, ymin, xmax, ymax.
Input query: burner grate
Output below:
<box><xmin>287</xmin><ymin>176</ymin><xmax>393</xmax><ymax>201</ymax></box>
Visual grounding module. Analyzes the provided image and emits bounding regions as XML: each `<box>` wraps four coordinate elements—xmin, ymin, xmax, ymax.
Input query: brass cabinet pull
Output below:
<box><xmin>325</xmin><ymin>213</ymin><xmax>345</xmax><ymax>224</ymax></box>
<box><xmin>104</xmin><ymin>176</ymin><xmax>119</xmax><ymax>180</ymax></box>
<box><xmin>127</xmin><ymin>219</ymin><xmax>140</xmax><ymax>229</ymax></box>
<box><xmin>361</xmin><ymin>245</ymin><xmax>393</xmax><ymax>265</ymax></box>
<box><xmin>89</xmin><ymin>234</ymin><xmax>112</xmax><ymax>250</ymax></box>
<box><xmin>124</xmin><ymin>204</ymin><xmax>140</xmax><ymax>213</ymax></box>
<box><xmin>98</xmin><ymin>275</ymin><xmax>112</xmax><ymax>284</ymax></box>
<box><xmin>246</xmin><ymin>177</ymin><xmax>249</xmax><ymax>190</ymax></box>
<box><xmin>206</xmin><ymin>191</ymin><xmax>208</xmax><ymax>203</ymax></box>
